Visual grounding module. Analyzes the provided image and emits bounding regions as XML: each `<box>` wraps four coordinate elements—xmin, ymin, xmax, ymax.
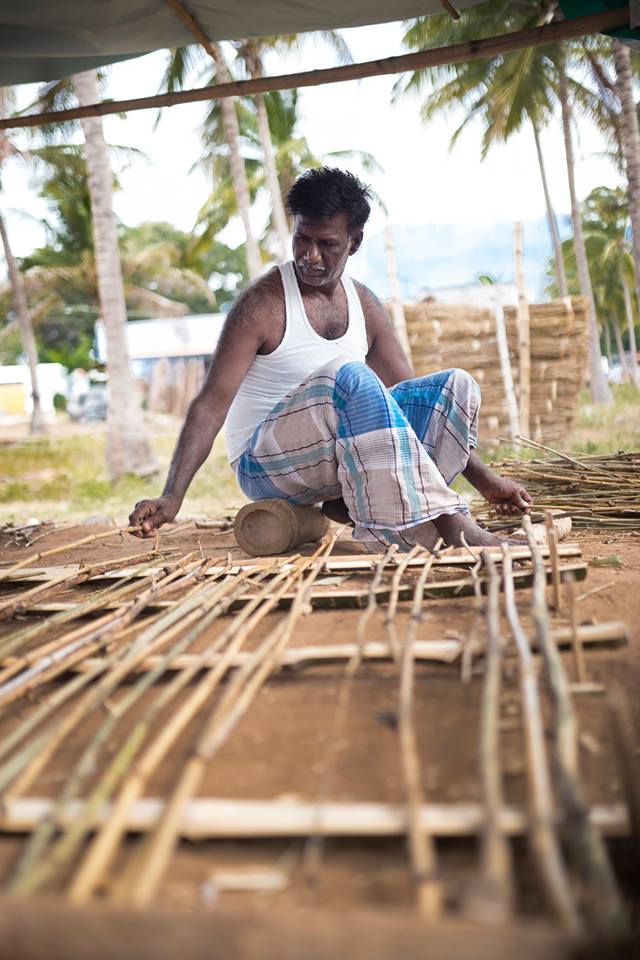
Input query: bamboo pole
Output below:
<box><xmin>514</xmin><ymin>222</ymin><xmax>531</xmax><ymax>438</ymax></box>
<box><xmin>384</xmin><ymin>223</ymin><xmax>412</xmax><ymax>361</ymax></box>
<box><xmin>124</xmin><ymin>540</ymin><xmax>335</xmax><ymax>908</ymax></box>
<box><xmin>399</xmin><ymin>548</ymin><xmax>443</xmax><ymax>919</ymax></box>
<box><xmin>55</xmin><ymin>619</ymin><xmax>629</xmax><ymax>677</ymax></box>
<box><xmin>494</xmin><ymin>298</ymin><xmax>520</xmax><ymax>438</ymax></box>
<box><xmin>466</xmin><ymin>550</ymin><xmax>513</xmax><ymax>921</ymax></box>
<box><xmin>0</xmin><ymin>9</ymin><xmax>628</xmax><ymax>131</ymax></box>
<box><xmin>501</xmin><ymin>546</ymin><xmax>582</xmax><ymax>934</ymax></box>
<box><xmin>0</xmin><ymin>797</ymin><xmax>628</xmax><ymax>839</ymax></box>
<box><xmin>523</xmin><ymin>517</ymin><xmax>627</xmax><ymax>935</ymax></box>
<box><xmin>544</xmin><ymin>511</ymin><xmax>562</xmax><ymax>613</ymax></box>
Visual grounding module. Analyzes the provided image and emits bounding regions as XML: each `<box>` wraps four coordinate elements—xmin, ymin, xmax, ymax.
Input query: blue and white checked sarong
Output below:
<box><xmin>232</xmin><ymin>359</ymin><xmax>480</xmax><ymax>548</ymax></box>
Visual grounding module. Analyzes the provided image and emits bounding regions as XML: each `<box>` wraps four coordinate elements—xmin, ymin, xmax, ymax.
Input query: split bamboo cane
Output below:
<box><xmin>523</xmin><ymin>518</ymin><xmax>627</xmax><ymax>936</ymax></box>
<box><xmin>465</xmin><ymin>550</ymin><xmax>513</xmax><ymax>921</ymax></box>
<box><xmin>398</xmin><ymin>547</ymin><xmax>443</xmax><ymax>920</ymax></box>
<box><xmin>501</xmin><ymin>546</ymin><xmax>582</xmax><ymax>934</ymax></box>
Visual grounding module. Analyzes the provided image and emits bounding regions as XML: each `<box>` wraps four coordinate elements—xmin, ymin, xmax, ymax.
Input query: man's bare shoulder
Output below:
<box><xmin>226</xmin><ymin>267</ymin><xmax>283</xmax><ymax>325</ymax></box>
<box><xmin>352</xmin><ymin>279</ymin><xmax>390</xmax><ymax>333</ymax></box>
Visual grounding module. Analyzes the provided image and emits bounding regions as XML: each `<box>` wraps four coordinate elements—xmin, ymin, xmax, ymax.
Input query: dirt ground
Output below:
<box><xmin>0</xmin><ymin>520</ymin><xmax>638</xmax><ymax>957</ymax></box>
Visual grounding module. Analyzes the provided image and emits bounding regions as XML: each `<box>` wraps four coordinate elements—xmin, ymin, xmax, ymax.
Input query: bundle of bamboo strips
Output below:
<box><xmin>474</xmin><ymin>440</ymin><xmax>640</xmax><ymax>530</ymax></box>
<box><xmin>402</xmin><ymin>297</ymin><xmax>588</xmax><ymax>444</ymax></box>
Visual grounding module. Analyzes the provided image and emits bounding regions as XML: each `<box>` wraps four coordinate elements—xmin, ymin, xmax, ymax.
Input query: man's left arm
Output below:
<box><xmin>356</xmin><ymin>282</ymin><xmax>414</xmax><ymax>387</ymax></box>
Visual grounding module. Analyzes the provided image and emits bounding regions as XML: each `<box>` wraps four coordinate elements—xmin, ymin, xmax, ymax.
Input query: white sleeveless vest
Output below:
<box><xmin>225</xmin><ymin>261</ymin><xmax>368</xmax><ymax>462</ymax></box>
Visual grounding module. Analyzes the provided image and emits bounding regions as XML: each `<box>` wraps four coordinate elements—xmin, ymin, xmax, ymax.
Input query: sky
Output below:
<box><xmin>1</xmin><ymin>19</ymin><xmax>623</xmax><ymax>293</ymax></box>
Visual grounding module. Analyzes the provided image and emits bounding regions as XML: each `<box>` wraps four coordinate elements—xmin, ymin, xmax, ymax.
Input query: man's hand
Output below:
<box><xmin>129</xmin><ymin>495</ymin><xmax>181</xmax><ymax>538</ymax></box>
<box><xmin>480</xmin><ymin>475</ymin><xmax>532</xmax><ymax>515</ymax></box>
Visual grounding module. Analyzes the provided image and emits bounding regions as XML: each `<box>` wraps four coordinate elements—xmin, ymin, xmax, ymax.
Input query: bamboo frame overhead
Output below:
<box><xmin>0</xmin><ymin>7</ymin><xmax>629</xmax><ymax>131</ymax></box>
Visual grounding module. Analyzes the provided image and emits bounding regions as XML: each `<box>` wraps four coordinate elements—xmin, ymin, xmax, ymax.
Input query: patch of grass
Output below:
<box><xmin>0</xmin><ymin>421</ymin><xmax>245</xmax><ymax>525</ymax></box>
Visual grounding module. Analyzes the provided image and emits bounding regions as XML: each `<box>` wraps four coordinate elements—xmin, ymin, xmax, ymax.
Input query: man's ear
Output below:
<box><xmin>349</xmin><ymin>230</ymin><xmax>363</xmax><ymax>255</ymax></box>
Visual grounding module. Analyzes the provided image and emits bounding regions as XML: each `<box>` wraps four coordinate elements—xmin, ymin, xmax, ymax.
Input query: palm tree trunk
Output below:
<box><xmin>558</xmin><ymin>51</ymin><xmax>612</xmax><ymax>404</ymax></box>
<box><xmin>613</xmin><ymin>40</ymin><xmax>640</xmax><ymax>353</ymax></box>
<box><xmin>612</xmin><ymin>313</ymin><xmax>628</xmax><ymax>380</ymax></box>
<box><xmin>73</xmin><ymin>70</ymin><xmax>157</xmax><ymax>480</ymax></box>
<box><xmin>531</xmin><ymin>119</ymin><xmax>568</xmax><ymax>298</ymax></box>
<box><xmin>210</xmin><ymin>45</ymin><xmax>262</xmax><ymax>279</ymax></box>
<box><xmin>255</xmin><ymin>92</ymin><xmax>290</xmax><ymax>261</ymax></box>
<box><xmin>603</xmin><ymin>316</ymin><xmax>613</xmax><ymax>371</ymax></box>
<box><xmin>622</xmin><ymin>272</ymin><xmax>639</xmax><ymax>387</ymax></box>
<box><xmin>0</xmin><ymin>212</ymin><xmax>45</xmax><ymax>434</ymax></box>
<box><xmin>244</xmin><ymin>44</ymin><xmax>290</xmax><ymax>262</ymax></box>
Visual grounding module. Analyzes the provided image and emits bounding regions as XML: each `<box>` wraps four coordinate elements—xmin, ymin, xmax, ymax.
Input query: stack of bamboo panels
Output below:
<box><xmin>404</xmin><ymin>297</ymin><xmax>588</xmax><ymax>445</ymax></box>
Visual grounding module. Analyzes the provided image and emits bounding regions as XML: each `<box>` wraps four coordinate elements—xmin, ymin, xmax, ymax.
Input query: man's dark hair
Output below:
<box><xmin>286</xmin><ymin>167</ymin><xmax>371</xmax><ymax>232</ymax></box>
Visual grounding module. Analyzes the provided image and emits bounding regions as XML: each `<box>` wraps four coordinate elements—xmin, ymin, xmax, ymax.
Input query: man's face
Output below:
<box><xmin>292</xmin><ymin>211</ymin><xmax>363</xmax><ymax>288</ymax></box>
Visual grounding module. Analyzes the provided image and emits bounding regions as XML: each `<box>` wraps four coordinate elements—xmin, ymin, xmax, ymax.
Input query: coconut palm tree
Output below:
<box><xmin>192</xmin><ymin>86</ymin><xmax>383</xmax><ymax>257</ymax></box>
<box><xmin>397</xmin><ymin>1</ymin><xmax>612</xmax><ymax>402</ymax></box>
<box><xmin>582</xmin><ymin>185</ymin><xmax>638</xmax><ymax>386</ymax></box>
<box><xmin>162</xmin><ymin>31</ymin><xmax>351</xmax><ymax>270</ymax></box>
<box><xmin>73</xmin><ymin>70</ymin><xmax>157</xmax><ymax>479</ymax></box>
<box><xmin>232</xmin><ymin>33</ymin><xmax>352</xmax><ymax>261</ymax></box>
<box><xmin>612</xmin><ymin>40</ymin><xmax>640</xmax><ymax>360</ymax></box>
<box><xmin>0</xmin><ymin>87</ymin><xmax>45</xmax><ymax>434</ymax></box>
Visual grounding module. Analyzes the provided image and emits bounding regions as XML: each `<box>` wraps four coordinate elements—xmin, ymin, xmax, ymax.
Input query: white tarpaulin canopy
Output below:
<box><xmin>1</xmin><ymin>0</ymin><xmax>486</xmax><ymax>85</ymax></box>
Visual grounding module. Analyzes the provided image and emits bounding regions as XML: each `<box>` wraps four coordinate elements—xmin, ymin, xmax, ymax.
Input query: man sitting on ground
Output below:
<box><xmin>129</xmin><ymin>167</ymin><xmax>531</xmax><ymax>548</ymax></box>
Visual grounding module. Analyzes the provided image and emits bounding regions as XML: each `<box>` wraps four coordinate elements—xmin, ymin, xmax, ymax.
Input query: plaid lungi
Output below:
<box><xmin>232</xmin><ymin>360</ymin><xmax>480</xmax><ymax>548</ymax></box>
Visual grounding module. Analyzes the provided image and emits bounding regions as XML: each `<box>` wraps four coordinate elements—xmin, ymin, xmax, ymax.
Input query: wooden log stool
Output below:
<box><xmin>234</xmin><ymin>499</ymin><xmax>330</xmax><ymax>557</ymax></box>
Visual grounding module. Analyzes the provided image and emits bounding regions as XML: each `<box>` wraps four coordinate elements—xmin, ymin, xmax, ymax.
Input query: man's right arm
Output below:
<box><xmin>129</xmin><ymin>283</ymin><xmax>270</xmax><ymax>537</ymax></box>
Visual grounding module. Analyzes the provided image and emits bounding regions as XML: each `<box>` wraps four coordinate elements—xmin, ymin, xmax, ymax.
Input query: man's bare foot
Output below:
<box><xmin>432</xmin><ymin>512</ymin><xmax>518</xmax><ymax>548</ymax></box>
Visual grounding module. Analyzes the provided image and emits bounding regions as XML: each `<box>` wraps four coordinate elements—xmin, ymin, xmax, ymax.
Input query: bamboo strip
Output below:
<box><xmin>501</xmin><ymin>546</ymin><xmax>582</xmax><ymax>934</ymax></box>
<box><xmin>302</xmin><ymin>545</ymin><xmax>399</xmax><ymax>882</ymax></box>
<box><xmin>0</xmin><ymin>797</ymin><xmax>628</xmax><ymax>839</ymax></box>
<box><xmin>1</xmin><ymin>542</ymin><xmax>582</xmax><ymax>584</ymax></box>
<box><xmin>39</xmin><ymin>619</ymin><xmax>628</xmax><ymax>677</ymax></box>
<box><xmin>384</xmin><ymin>545</ymin><xmax>422</xmax><ymax>661</ymax></box>
<box><xmin>467</xmin><ymin>550</ymin><xmax>513</xmax><ymax>920</ymax></box>
<box><xmin>523</xmin><ymin>518</ymin><xmax>626</xmax><ymax>935</ymax></box>
<box><xmin>0</xmin><ymin>553</ymin><xmax>169</xmax><ymax>663</ymax></box>
<box><xmin>399</xmin><ymin>548</ymin><xmax>442</xmax><ymax>919</ymax></box>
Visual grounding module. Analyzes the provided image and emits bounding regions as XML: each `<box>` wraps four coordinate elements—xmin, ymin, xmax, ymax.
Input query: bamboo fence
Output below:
<box><xmin>403</xmin><ymin>297</ymin><xmax>589</xmax><ymax>446</ymax></box>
